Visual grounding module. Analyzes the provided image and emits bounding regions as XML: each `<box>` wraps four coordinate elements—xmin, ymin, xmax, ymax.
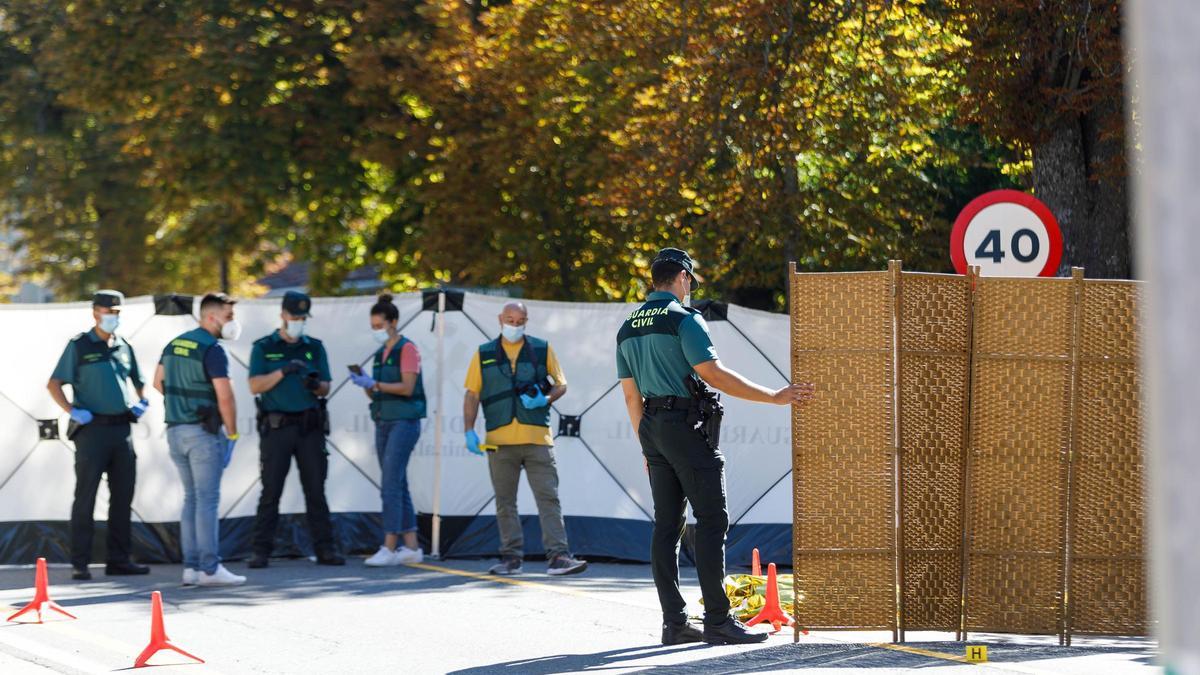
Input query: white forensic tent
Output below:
<box><xmin>0</xmin><ymin>291</ymin><xmax>793</xmax><ymax>565</ymax></box>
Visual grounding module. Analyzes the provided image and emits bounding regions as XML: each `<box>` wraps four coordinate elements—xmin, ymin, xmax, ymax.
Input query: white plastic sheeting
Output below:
<box><xmin>0</xmin><ymin>292</ymin><xmax>793</xmax><ymax>559</ymax></box>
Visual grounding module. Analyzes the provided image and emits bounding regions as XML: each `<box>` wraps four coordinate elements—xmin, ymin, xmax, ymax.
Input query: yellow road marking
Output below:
<box><xmin>405</xmin><ymin>561</ymin><xmax>660</xmax><ymax>611</ymax></box>
<box><xmin>869</xmin><ymin>642</ymin><xmax>1060</xmax><ymax>675</ymax></box>
<box><xmin>870</xmin><ymin>642</ymin><xmax>968</xmax><ymax>663</ymax></box>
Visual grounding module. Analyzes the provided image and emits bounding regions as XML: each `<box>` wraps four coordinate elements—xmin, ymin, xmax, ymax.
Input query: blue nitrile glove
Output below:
<box><xmin>520</xmin><ymin>389</ymin><xmax>549</xmax><ymax>410</ymax></box>
<box><xmin>130</xmin><ymin>398</ymin><xmax>150</xmax><ymax>419</ymax></box>
<box><xmin>222</xmin><ymin>435</ymin><xmax>237</xmax><ymax>468</ymax></box>
<box><xmin>351</xmin><ymin>372</ymin><xmax>376</xmax><ymax>389</ymax></box>
<box><xmin>465</xmin><ymin>430</ymin><xmax>483</xmax><ymax>456</ymax></box>
<box><xmin>69</xmin><ymin>408</ymin><xmax>93</xmax><ymax>425</ymax></box>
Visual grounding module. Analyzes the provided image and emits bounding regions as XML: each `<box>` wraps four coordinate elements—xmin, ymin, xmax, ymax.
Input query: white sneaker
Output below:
<box><xmin>197</xmin><ymin>564</ymin><xmax>246</xmax><ymax>586</ymax></box>
<box><xmin>364</xmin><ymin>546</ymin><xmax>401</xmax><ymax>567</ymax></box>
<box><xmin>182</xmin><ymin>568</ymin><xmax>199</xmax><ymax>586</ymax></box>
<box><xmin>394</xmin><ymin>547</ymin><xmax>424</xmax><ymax>564</ymax></box>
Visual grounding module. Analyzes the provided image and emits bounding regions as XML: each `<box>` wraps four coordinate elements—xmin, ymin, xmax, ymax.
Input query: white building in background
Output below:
<box><xmin>0</xmin><ymin>219</ymin><xmax>53</xmax><ymax>303</ymax></box>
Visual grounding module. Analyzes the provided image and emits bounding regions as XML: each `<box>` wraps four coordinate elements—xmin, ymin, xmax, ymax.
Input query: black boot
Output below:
<box><xmin>662</xmin><ymin>621</ymin><xmax>704</xmax><ymax>645</ymax></box>
<box><xmin>316</xmin><ymin>552</ymin><xmax>345</xmax><ymax>566</ymax></box>
<box><xmin>702</xmin><ymin>617</ymin><xmax>769</xmax><ymax>645</ymax></box>
<box><xmin>247</xmin><ymin>553</ymin><xmax>269</xmax><ymax>569</ymax></box>
<box><xmin>105</xmin><ymin>562</ymin><xmax>149</xmax><ymax>576</ymax></box>
<box><xmin>72</xmin><ymin>566</ymin><xmax>92</xmax><ymax>581</ymax></box>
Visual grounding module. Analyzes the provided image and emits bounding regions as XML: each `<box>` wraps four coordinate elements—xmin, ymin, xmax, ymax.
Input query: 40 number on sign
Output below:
<box><xmin>974</xmin><ymin>228</ymin><xmax>1041</xmax><ymax>264</ymax></box>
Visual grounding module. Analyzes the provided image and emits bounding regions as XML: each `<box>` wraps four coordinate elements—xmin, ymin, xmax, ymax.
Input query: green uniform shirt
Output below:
<box><xmin>615</xmin><ymin>291</ymin><xmax>719</xmax><ymax>398</ymax></box>
<box><xmin>51</xmin><ymin>328</ymin><xmax>143</xmax><ymax>415</ymax></box>
<box><xmin>248</xmin><ymin>331</ymin><xmax>332</xmax><ymax>413</ymax></box>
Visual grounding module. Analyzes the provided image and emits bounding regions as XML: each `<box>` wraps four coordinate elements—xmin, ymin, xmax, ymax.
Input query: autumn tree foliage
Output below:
<box><xmin>0</xmin><ymin>0</ymin><xmax>1129</xmax><ymax>307</ymax></box>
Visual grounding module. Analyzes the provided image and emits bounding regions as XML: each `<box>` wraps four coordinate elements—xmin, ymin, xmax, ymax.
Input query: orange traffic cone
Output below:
<box><xmin>7</xmin><ymin>558</ymin><xmax>77</xmax><ymax>623</ymax></box>
<box><xmin>133</xmin><ymin>591</ymin><xmax>204</xmax><ymax>668</ymax></box>
<box><xmin>745</xmin><ymin>563</ymin><xmax>794</xmax><ymax>633</ymax></box>
<box><xmin>751</xmin><ymin>547</ymin><xmax>761</xmax><ymax>577</ymax></box>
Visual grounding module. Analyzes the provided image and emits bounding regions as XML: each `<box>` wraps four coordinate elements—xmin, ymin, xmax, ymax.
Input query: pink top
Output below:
<box><xmin>386</xmin><ymin>339</ymin><xmax>421</xmax><ymax>374</ymax></box>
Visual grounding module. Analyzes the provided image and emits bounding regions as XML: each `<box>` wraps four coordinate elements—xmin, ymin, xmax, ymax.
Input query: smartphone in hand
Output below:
<box><xmin>348</xmin><ymin>364</ymin><xmax>364</xmax><ymax>376</ymax></box>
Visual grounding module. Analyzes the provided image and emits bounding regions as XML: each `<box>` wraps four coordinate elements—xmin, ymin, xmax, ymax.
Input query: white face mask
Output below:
<box><xmin>220</xmin><ymin>318</ymin><xmax>243</xmax><ymax>341</ymax></box>
<box><xmin>500</xmin><ymin>324</ymin><xmax>525</xmax><ymax>343</ymax></box>
<box><xmin>286</xmin><ymin>319</ymin><xmax>306</xmax><ymax>339</ymax></box>
<box><xmin>99</xmin><ymin>314</ymin><xmax>120</xmax><ymax>334</ymax></box>
<box><xmin>372</xmin><ymin>328</ymin><xmax>391</xmax><ymax>345</ymax></box>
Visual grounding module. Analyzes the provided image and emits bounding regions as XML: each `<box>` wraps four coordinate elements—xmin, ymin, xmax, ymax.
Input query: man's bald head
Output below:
<box><xmin>499</xmin><ymin>302</ymin><xmax>528</xmax><ymax>327</ymax></box>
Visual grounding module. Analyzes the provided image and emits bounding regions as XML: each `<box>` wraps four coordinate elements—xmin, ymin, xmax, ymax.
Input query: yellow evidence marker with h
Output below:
<box><xmin>965</xmin><ymin>645</ymin><xmax>988</xmax><ymax>663</ymax></box>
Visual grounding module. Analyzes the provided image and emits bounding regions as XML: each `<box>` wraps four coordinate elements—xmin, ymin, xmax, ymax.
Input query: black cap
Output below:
<box><xmin>92</xmin><ymin>289</ymin><xmax>124</xmax><ymax>308</ymax></box>
<box><xmin>651</xmin><ymin>248</ymin><xmax>701</xmax><ymax>291</ymax></box>
<box><xmin>282</xmin><ymin>290</ymin><xmax>313</xmax><ymax>317</ymax></box>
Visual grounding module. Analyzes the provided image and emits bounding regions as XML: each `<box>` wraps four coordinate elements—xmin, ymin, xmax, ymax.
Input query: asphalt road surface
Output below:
<box><xmin>0</xmin><ymin>558</ymin><xmax>1158</xmax><ymax>674</ymax></box>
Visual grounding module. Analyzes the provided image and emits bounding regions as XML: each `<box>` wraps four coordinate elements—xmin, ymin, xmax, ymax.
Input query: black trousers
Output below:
<box><xmin>639</xmin><ymin>407</ymin><xmax>731</xmax><ymax>626</ymax></box>
<box><xmin>252</xmin><ymin>423</ymin><xmax>336</xmax><ymax>556</ymax></box>
<box><xmin>70</xmin><ymin>423</ymin><xmax>136</xmax><ymax>568</ymax></box>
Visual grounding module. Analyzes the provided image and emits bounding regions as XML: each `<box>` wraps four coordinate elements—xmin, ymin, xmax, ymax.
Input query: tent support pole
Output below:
<box><xmin>430</xmin><ymin>291</ymin><xmax>446</xmax><ymax>559</ymax></box>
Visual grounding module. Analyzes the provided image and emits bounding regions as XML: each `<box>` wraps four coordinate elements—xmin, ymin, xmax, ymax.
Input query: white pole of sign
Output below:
<box><xmin>1133</xmin><ymin>2</ymin><xmax>1200</xmax><ymax>673</ymax></box>
<box><xmin>430</xmin><ymin>290</ymin><xmax>446</xmax><ymax>559</ymax></box>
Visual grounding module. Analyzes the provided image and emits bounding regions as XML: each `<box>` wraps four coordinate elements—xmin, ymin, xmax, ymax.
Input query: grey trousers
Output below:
<box><xmin>486</xmin><ymin>443</ymin><xmax>569</xmax><ymax>559</ymax></box>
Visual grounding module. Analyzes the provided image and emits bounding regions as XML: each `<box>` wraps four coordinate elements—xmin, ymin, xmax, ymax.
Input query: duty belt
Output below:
<box><xmin>264</xmin><ymin>410</ymin><xmax>313</xmax><ymax>427</ymax></box>
<box><xmin>643</xmin><ymin>396</ymin><xmax>696</xmax><ymax>412</ymax></box>
<box><xmin>90</xmin><ymin>412</ymin><xmax>134</xmax><ymax>425</ymax></box>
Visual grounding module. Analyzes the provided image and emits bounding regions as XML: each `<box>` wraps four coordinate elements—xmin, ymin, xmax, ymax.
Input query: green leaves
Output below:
<box><xmin>1</xmin><ymin>0</ymin><xmax>1037</xmax><ymax>306</ymax></box>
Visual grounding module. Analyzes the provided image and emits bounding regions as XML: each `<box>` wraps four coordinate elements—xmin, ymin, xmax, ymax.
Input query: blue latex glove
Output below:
<box><xmin>130</xmin><ymin>398</ymin><xmax>150</xmax><ymax>419</ymax></box>
<box><xmin>520</xmin><ymin>389</ymin><xmax>549</xmax><ymax>410</ymax></box>
<box><xmin>222</xmin><ymin>435</ymin><xmax>237</xmax><ymax>468</ymax></box>
<box><xmin>465</xmin><ymin>430</ymin><xmax>483</xmax><ymax>456</ymax></box>
<box><xmin>351</xmin><ymin>372</ymin><xmax>376</xmax><ymax>389</ymax></box>
<box><xmin>69</xmin><ymin>407</ymin><xmax>93</xmax><ymax>425</ymax></box>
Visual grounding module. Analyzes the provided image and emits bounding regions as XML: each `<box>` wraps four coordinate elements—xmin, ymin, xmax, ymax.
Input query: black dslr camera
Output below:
<box><xmin>518</xmin><ymin>376</ymin><xmax>556</xmax><ymax>398</ymax></box>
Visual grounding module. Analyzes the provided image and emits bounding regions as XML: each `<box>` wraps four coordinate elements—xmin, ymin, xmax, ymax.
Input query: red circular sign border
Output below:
<box><xmin>950</xmin><ymin>189</ymin><xmax>1063</xmax><ymax>277</ymax></box>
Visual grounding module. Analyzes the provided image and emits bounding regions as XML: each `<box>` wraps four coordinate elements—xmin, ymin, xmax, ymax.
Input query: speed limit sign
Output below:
<box><xmin>950</xmin><ymin>189</ymin><xmax>1063</xmax><ymax>277</ymax></box>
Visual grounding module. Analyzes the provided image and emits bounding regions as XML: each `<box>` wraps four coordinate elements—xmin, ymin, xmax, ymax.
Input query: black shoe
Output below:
<box><xmin>105</xmin><ymin>562</ymin><xmax>150</xmax><ymax>576</ymax></box>
<box><xmin>72</xmin><ymin>567</ymin><xmax>92</xmax><ymax>581</ymax></box>
<box><xmin>702</xmin><ymin>617</ymin><xmax>769</xmax><ymax>645</ymax></box>
<box><xmin>316</xmin><ymin>553</ymin><xmax>345</xmax><ymax>566</ymax></box>
<box><xmin>662</xmin><ymin>621</ymin><xmax>704</xmax><ymax>645</ymax></box>
<box><xmin>247</xmin><ymin>554</ymin><xmax>269</xmax><ymax>569</ymax></box>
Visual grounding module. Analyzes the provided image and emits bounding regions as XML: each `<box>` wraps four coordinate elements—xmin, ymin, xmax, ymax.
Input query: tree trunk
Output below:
<box><xmin>219</xmin><ymin>255</ymin><xmax>230</xmax><ymax>294</ymax></box>
<box><xmin>1033</xmin><ymin>100</ymin><xmax>1132</xmax><ymax>278</ymax></box>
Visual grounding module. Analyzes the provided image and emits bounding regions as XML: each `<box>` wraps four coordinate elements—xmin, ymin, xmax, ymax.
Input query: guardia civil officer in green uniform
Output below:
<box><xmin>156</xmin><ymin>292</ymin><xmax>246</xmax><ymax>587</ymax></box>
<box><xmin>47</xmin><ymin>290</ymin><xmax>151</xmax><ymax>581</ymax></box>
<box><xmin>246</xmin><ymin>291</ymin><xmax>343</xmax><ymax>568</ymax></box>
<box><xmin>616</xmin><ymin>249</ymin><xmax>814</xmax><ymax>646</ymax></box>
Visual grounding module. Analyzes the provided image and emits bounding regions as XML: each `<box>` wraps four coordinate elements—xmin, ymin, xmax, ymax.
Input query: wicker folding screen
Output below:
<box><xmin>963</xmin><ymin>274</ymin><xmax>1076</xmax><ymax>637</ymax></box>
<box><xmin>789</xmin><ymin>264</ymin><xmax>898</xmax><ymax>636</ymax></box>
<box><xmin>896</xmin><ymin>271</ymin><xmax>973</xmax><ymax>639</ymax></box>
<box><xmin>790</xmin><ymin>264</ymin><xmax>1146</xmax><ymax>643</ymax></box>
<box><xmin>1066</xmin><ymin>280</ymin><xmax>1147</xmax><ymax>639</ymax></box>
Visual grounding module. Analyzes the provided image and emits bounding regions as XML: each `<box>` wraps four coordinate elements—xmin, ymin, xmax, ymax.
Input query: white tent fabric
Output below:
<box><xmin>0</xmin><ymin>292</ymin><xmax>793</xmax><ymax>563</ymax></box>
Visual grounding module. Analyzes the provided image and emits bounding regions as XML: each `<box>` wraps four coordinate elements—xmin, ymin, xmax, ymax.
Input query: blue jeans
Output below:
<box><xmin>167</xmin><ymin>424</ymin><xmax>225</xmax><ymax>574</ymax></box>
<box><xmin>375</xmin><ymin>419</ymin><xmax>421</xmax><ymax>535</ymax></box>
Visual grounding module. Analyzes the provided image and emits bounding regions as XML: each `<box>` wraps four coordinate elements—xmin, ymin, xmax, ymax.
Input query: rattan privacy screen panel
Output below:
<box><xmin>1068</xmin><ymin>281</ymin><xmax>1146</xmax><ymax>636</ymax></box>
<box><xmin>896</xmin><ymin>272</ymin><xmax>972</xmax><ymax>634</ymax></box>
<box><xmin>790</xmin><ymin>264</ymin><xmax>1146</xmax><ymax>642</ymax></box>
<box><xmin>964</xmin><ymin>276</ymin><xmax>1074</xmax><ymax>636</ymax></box>
<box><xmin>790</xmin><ymin>269</ymin><xmax>897</xmax><ymax>632</ymax></box>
